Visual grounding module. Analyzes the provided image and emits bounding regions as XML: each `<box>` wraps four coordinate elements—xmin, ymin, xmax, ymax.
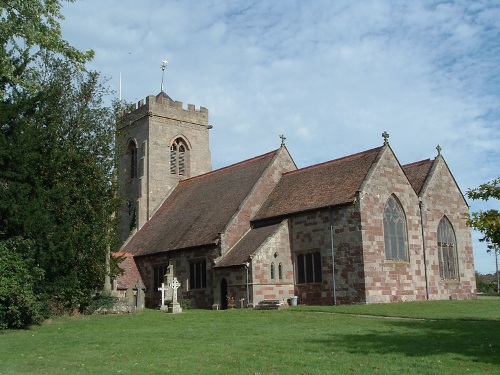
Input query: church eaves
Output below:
<box><xmin>253</xmin><ymin>146</ymin><xmax>383</xmax><ymax>221</ymax></box>
<box><xmin>123</xmin><ymin>150</ymin><xmax>280</xmax><ymax>257</ymax></box>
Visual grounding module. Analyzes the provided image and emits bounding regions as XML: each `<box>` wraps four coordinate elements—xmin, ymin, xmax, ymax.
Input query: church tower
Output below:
<box><xmin>116</xmin><ymin>92</ymin><xmax>212</xmax><ymax>242</ymax></box>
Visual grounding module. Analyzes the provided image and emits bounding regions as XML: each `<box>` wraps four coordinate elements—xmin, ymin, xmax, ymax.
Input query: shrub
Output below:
<box><xmin>0</xmin><ymin>238</ymin><xmax>44</xmax><ymax>329</ymax></box>
<box><xmin>84</xmin><ymin>292</ymin><xmax>118</xmax><ymax>315</ymax></box>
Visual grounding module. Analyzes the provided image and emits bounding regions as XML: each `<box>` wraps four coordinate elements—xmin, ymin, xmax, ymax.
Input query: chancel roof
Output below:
<box><xmin>253</xmin><ymin>147</ymin><xmax>383</xmax><ymax>221</ymax></box>
<box><xmin>216</xmin><ymin>223</ymin><xmax>283</xmax><ymax>268</ymax></box>
<box><xmin>402</xmin><ymin>159</ymin><xmax>434</xmax><ymax>195</ymax></box>
<box><xmin>124</xmin><ymin>150</ymin><xmax>279</xmax><ymax>257</ymax></box>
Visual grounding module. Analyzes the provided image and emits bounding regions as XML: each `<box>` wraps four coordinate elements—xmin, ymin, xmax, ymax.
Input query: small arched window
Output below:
<box><xmin>278</xmin><ymin>263</ymin><xmax>283</xmax><ymax>280</ymax></box>
<box><xmin>270</xmin><ymin>262</ymin><xmax>275</xmax><ymax>280</ymax></box>
<box><xmin>170</xmin><ymin>138</ymin><xmax>189</xmax><ymax>176</ymax></box>
<box><xmin>383</xmin><ymin>195</ymin><xmax>408</xmax><ymax>261</ymax></box>
<box><xmin>438</xmin><ymin>217</ymin><xmax>458</xmax><ymax>279</ymax></box>
<box><xmin>127</xmin><ymin>140</ymin><xmax>138</xmax><ymax>179</ymax></box>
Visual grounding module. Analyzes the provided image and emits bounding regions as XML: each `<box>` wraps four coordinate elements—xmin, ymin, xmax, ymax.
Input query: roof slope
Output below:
<box><xmin>402</xmin><ymin>159</ymin><xmax>433</xmax><ymax>195</ymax></box>
<box><xmin>254</xmin><ymin>147</ymin><xmax>382</xmax><ymax>221</ymax></box>
<box><xmin>216</xmin><ymin>223</ymin><xmax>282</xmax><ymax>267</ymax></box>
<box><xmin>124</xmin><ymin>150</ymin><xmax>279</xmax><ymax>257</ymax></box>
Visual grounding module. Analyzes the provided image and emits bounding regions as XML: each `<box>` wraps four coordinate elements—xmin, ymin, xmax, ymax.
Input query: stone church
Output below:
<box><xmin>115</xmin><ymin>91</ymin><xmax>476</xmax><ymax>309</ymax></box>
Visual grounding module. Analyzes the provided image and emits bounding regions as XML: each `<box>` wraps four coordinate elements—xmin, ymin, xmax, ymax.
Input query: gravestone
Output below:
<box><xmin>164</xmin><ymin>265</ymin><xmax>174</xmax><ymax>302</ymax></box>
<box><xmin>125</xmin><ymin>286</ymin><xmax>135</xmax><ymax>305</ymax></box>
<box><xmin>168</xmin><ymin>277</ymin><xmax>182</xmax><ymax>314</ymax></box>
<box><xmin>135</xmin><ymin>280</ymin><xmax>145</xmax><ymax>310</ymax></box>
<box><xmin>158</xmin><ymin>282</ymin><xmax>169</xmax><ymax>311</ymax></box>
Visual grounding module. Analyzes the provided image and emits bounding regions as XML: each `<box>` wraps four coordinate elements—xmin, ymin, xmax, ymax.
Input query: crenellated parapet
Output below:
<box><xmin>117</xmin><ymin>94</ymin><xmax>210</xmax><ymax>130</ymax></box>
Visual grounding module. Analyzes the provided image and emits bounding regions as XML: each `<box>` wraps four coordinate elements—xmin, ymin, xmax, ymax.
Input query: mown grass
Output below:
<box><xmin>0</xmin><ymin>298</ymin><xmax>499</xmax><ymax>375</ymax></box>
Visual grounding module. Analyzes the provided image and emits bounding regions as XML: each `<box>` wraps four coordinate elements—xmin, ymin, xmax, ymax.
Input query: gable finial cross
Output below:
<box><xmin>279</xmin><ymin>134</ymin><xmax>286</xmax><ymax>146</ymax></box>
<box><xmin>382</xmin><ymin>131</ymin><xmax>389</xmax><ymax>145</ymax></box>
<box><xmin>436</xmin><ymin>144</ymin><xmax>442</xmax><ymax>156</ymax></box>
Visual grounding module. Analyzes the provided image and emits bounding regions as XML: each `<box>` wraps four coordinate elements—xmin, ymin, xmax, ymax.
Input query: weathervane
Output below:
<box><xmin>161</xmin><ymin>59</ymin><xmax>168</xmax><ymax>92</ymax></box>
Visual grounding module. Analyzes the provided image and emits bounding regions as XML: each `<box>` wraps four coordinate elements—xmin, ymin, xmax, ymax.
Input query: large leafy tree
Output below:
<box><xmin>467</xmin><ymin>177</ymin><xmax>500</xmax><ymax>250</ymax></box>
<box><xmin>0</xmin><ymin>0</ymin><xmax>118</xmax><ymax>321</ymax></box>
<box><xmin>0</xmin><ymin>0</ymin><xmax>93</xmax><ymax>97</ymax></box>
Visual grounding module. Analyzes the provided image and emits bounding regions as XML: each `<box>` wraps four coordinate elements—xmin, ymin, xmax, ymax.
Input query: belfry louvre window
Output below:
<box><xmin>189</xmin><ymin>259</ymin><xmax>207</xmax><ymax>289</ymax></box>
<box><xmin>438</xmin><ymin>217</ymin><xmax>458</xmax><ymax>279</ymax></box>
<box><xmin>170</xmin><ymin>138</ymin><xmax>188</xmax><ymax>176</ymax></box>
<box><xmin>296</xmin><ymin>252</ymin><xmax>322</xmax><ymax>284</ymax></box>
<box><xmin>383</xmin><ymin>195</ymin><xmax>409</xmax><ymax>261</ymax></box>
<box><xmin>128</xmin><ymin>141</ymin><xmax>138</xmax><ymax>178</ymax></box>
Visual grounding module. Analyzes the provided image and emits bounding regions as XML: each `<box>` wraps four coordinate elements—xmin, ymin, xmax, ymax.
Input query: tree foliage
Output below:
<box><xmin>467</xmin><ymin>177</ymin><xmax>500</xmax><ymax>250</ymax></box>
<box><xmin>0</xmin><ymin>0</ymin><xmax>93</xmax><ymax>97</ymax></box>
<box><xmin>0</xmin><ymin>0</ymin><xmax>119</xmax><ymax>320</ymax></box>
<box><xmin>0</xmin><ymin>238</ymin><xmax>44</xmax><ymax>329</ymax></box>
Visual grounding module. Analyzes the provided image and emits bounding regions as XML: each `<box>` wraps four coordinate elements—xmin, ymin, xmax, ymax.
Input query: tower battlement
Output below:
<box><xmin>118</xmin><ymin>94</ymin><xmax>209</xmax><ymax>130</ymax></box>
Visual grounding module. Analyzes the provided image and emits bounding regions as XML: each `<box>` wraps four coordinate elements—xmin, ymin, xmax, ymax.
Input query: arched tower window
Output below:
<box><xmin>438</xmin><ymin>216</ymin><xmax>458</xmax><ymax>279</ymax></box>
<box><xmin>127</xmin><ymin>140</ymin><xmax>138</xmax><ymax>179</ymax></box>
<box><xmin>383</xmin><ymin>195</ymin><xmax>408</xmax><ymax>261</ymax></box>
<box><xmin>170</xmin><ymin>138</ymin><xmax>189</xmax><ymax>176</ymax></box>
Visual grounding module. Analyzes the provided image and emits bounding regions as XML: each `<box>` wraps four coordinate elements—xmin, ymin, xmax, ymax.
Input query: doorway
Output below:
<box><xmin>220</xmin><ymin>278</ymin><xmax>228</xmax><ymax>310</ymax></box>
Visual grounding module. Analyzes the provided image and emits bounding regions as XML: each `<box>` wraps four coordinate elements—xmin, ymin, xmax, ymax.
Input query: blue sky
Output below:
<box><xmin>61</xmin><ymin>0</ymin><xmax>499</xmax><ymax>274</ymax></box>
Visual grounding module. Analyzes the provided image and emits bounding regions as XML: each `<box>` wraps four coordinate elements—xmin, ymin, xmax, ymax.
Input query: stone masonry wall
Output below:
<box><xmin>116</xmin><ymin>95</ymin><xmax>212</xmax><ymax>243</ymax></box>
<box><xmin>420</xmin><ymin>157</ymin><xmax>476</xmax><ymax>300</ymax></box>
<box><xmin>250</xmin><ymin>221</ymin><xmax>295</xmax><ymax>306</ymax></box>
<box><xmin>290</xmin><ymin>206</ymin><xmax>365</xmax><ymax>306</ymax></box>
<box><xmin>221</xmin><ymin>147</ymin><xmax>296</xmax><ymax>255</ymax></box>
<box><xmin>359</xmin><ymin>146</ymin><xmax>427</xmax><ymax>303</ymax></box>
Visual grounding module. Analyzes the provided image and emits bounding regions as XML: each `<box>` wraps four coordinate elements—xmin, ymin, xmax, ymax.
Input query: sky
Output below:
<box><xmin>60</xmin><ymin>0</ymin><xmax>499</xmax><ymax>274</ymax></box>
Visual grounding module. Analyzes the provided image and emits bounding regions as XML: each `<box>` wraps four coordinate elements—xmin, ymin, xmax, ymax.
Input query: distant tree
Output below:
<box><xmin>466</xmin><ymin>177</ymin><xmax>500</xmax><ymax>250</ymax></box>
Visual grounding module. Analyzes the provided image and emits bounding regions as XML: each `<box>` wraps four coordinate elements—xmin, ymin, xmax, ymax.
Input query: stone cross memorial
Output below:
<box><xmin>158</xmin><ymin>282</ymin><xmax>169</xmax><ymax>311</ymax></box>
<box><xmin>168</xmin><ymin>277</ymin><xmax>182</xmax><ymax>314</ymax></box>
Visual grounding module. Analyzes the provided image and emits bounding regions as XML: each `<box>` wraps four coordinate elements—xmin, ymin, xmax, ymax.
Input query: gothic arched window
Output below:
<box><xmin>278</xmin><ymin>262</ymin><xmax>283</xmax><ymax>280</ymax></box>
<box><xmin>170</xmin><ymin>138</ymin><xmax>189</xmax><ymax>176</ymax></box>
<box><xmin>438</xmin><ymin>216</ymin><xmax>458</xmax><ymax>279</ymax></box>
<box><xmin>270</xmin><ymin>262</ymin><xmax>275</xmax><ymax>280</ymax></box>
<box><xmin>383</xmin><ymin>195</ymin><xmax>408</xmax><ymax>261</ymax></box>
<box><xmin>127</xmin><ymin>140</ymin><xmax>138</xmax><ymax>179</ymax></box>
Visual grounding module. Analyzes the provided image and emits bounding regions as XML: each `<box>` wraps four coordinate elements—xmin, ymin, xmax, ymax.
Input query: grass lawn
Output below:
<box><xmin>0</xmin><ymin>298</ymin><xmax>499</xmax><ymax>375</ymax></box>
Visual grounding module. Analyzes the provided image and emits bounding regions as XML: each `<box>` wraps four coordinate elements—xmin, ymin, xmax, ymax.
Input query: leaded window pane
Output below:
<box><xmin>383</xmin><ymin>196</ymin><xmax>408</xmax><ymax>261</ymax></box>
<box><xmin>438</xmin><ymin>217</ymin><xmax>457</xmax><ymax>279</ymax></box>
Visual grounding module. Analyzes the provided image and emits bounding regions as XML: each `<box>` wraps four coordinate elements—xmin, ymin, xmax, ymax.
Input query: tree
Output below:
<box><xmin>467</xmin><ymin>177</ymin><xmax>500</xmax><ymax>250</ymax></box>
<box><xmin>0</xmin><ymin>1</ymin><xmax>119</xmax><ymax>317</ymax></box>
<box><xmin>0</xmin><ymin>0</ymin><xmax>93</xmax><ymax>98</ymax></box>
<box><xmin>0</xmin><ymin>238</ymin><xmax>44</xmax><ymax>329</ymax></box>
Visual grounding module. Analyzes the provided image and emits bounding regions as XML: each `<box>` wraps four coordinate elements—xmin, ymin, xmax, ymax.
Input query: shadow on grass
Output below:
<box><xmin>310</xmin><ymin>318</ymin><xmax>500</xmax><ymax>365</ymax></box>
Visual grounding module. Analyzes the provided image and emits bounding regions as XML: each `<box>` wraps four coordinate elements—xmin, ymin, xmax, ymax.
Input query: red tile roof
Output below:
<box><xmin>403</xmin><ymin>159</ymin><xmax>434</xmax><ymax>195</ymax></box>
<box><xmin>216</xmin><ymin>223</ymin><xmax>283</xmax><ymax>267</ymax></box>
<box><xmin>113</xmin><ymin>252</ymin><xmax>143</xmax><ymax>289</ymax></box>
<box><xmin>123</xmin><ymin>150</ymin><xmax>279</xmax><ymax>256</ymax></box>
<box><xmin>253</xmin><ymin>147</ymin><xmax>383</xmax><ymax>220</ymax></box>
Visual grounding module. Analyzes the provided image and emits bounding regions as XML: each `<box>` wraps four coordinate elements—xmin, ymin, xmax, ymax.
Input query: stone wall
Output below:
<box><xmin>289</xmin><ymin>206</ymin><xmax>365</xmax><ymax>306</ymax></box>
<box><xmin>420</xmin><ymin>157</ymin><xmax>476</xmax><ymax>300</ymax></box>
<box><xmin>221</xmin><ymin>147</ymin><xmax>296</xmax><ymax>255</ymax></box>
<box><xmin>359</xmin><ymin>146</ymin><xmax>427</xmax><ymax>303</ymax></box>
<box><xmin>250</xmin><ymin>221</ymin><xmax>295</xmax><ymax>305</ymax></box>
<box><xmin>116</xmin><ymin>95</ymin><xmax>212</xmax><ymax>243</ymax></box>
